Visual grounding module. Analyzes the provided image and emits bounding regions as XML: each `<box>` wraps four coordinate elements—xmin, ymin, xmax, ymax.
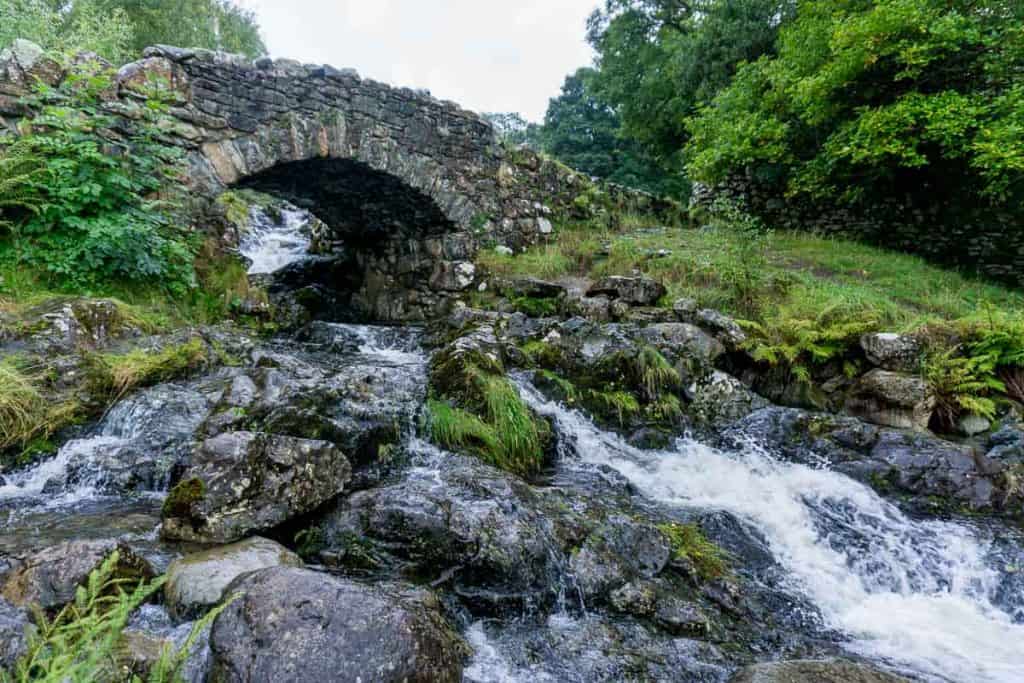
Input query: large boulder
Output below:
<box><xmin>860</xmin><ymin>333</ymin><xmax>922</xmax><ymax>373</ymax></box>
<box><xmin>587</xmin><ymin>276</ymin><xmax>666</xmax><ymax>306</ymax></box>
<box><xmin>845</xmin><ymin>369</ymin><xmax>935</xmax><ymax>431</ymax></box>
<box><xmin>570</xmin><ymin>515</ymin><xmax>672</xmax><ymax>601</ymax></box>
<box><xmin>1</xmin><ymin>540</ymin><xmax>154</xmax><ymax>611</ymax></box>
<box><xmin>689</xmin><ymin>371</ymin><xmax>769</xmax><ymax>427</ymax></box>
<box><xmin>208</xmin><ymin>567</ymin><xmax>468</xmax><ymax>682</ymax></box>
<box><xmin>316</xmin><ymin>454</ymin><xmax>565</xmax><ymax>611</ymax></box>
<box><xmin>161</xmin><ymin>431</ymin><xmax>351</xmax><ymax>543</ymax></box>
<box><xmin>165</xmin><ymin>537</ymin><xmax>302</xmax><ymax>621</ymax></box>
<box><xmin>729</xmin><ymin>659</ymin><xmax>910</xmax><ymax>683</ymax></box>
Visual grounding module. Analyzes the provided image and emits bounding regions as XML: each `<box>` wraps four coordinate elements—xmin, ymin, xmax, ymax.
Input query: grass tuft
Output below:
<box><xmin>85</xmin><ymin>338</ymin><xmax>207</xmax><ymax>403</ymax></box>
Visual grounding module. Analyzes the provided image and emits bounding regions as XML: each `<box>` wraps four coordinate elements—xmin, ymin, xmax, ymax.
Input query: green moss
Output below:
<box><xmin>658</xmin><ymin>522</ymin><xmax>730</xmax><ymax>582</ymax></box>
<box><xmin>162</xmin><ymin>477</ymin><xmax>205</xmax><ymax>519</ymax></box>
<box><xmin>535</xmin><ymin>369</ymin><xmax>579</xmax><ymax>404</ymax></box>
<box><xmin>635</xmin><ymin>346</ymin><xmax>681</xmax><ymax>400</ymax></box>
<box><xmin>646</xmin><ymin>394</ymin><xmax>684</xmax><ymax>422</ymax></box>
<box><xmin>519</xmin><ymin>340</ymin><xmax>565</xmax><ymax>369</ymax></box>
<box><xmin>508</xmin><ymin>295</ymin><xmax>559</xmax><ymax>317</ymax></box>
<box><xmin>85</xmin><ymin>338</ymin><xmax>208</xmax><ymax>402</ymax></box>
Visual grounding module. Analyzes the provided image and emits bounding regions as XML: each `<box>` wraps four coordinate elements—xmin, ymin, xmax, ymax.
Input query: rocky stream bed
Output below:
<box><xmin>2</xmin><ymin>207</ymin><xmax>1024</xmax><ymax>683</ymax></box>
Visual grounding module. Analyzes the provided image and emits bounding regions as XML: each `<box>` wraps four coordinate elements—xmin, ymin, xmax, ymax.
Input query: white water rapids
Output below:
<box><xmin>516</xmin><ymin>380</ymin><xmax>1024</xmax><ymax>683</ymax></box>
<box><xmin>238</xmin><ymin>205</ymin><xmax>312</xmax><ymax>275</ymax></box>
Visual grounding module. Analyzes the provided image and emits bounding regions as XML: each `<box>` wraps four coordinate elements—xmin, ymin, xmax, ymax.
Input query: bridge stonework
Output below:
<box><xmin>1</xmin><ymin>42</ymin><xmax>676</xmax><ymax>320</ymax></box>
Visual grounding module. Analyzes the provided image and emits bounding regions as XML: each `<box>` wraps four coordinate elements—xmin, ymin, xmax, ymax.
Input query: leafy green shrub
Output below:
<box><xmin>2</xmin><ymin>550</ymin><xmax>232</xmax><ymax>683</ymax></box>
<box><xmin>0</xmin><ymin>63</ymin><xmax>194</xmax><ymax>295</ymax></box>
<box><xmin>924</xmin><ymin>349</ymin><xmax>1004</xmax><ymax>431</ymax></box>
<box><xmin>968</xmin><ymin>314</ymin><xmax>1024</xmax><ymax>403</ymax></box>
<box><xmin>742</xmin><ymin>303</ymin><xmax>880</xmax><ymax>384</ymax></box>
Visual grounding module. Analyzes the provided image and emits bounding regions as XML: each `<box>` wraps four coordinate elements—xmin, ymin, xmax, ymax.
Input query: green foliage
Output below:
<box><xmin>586</xmin><ymin>389</ymin><xmax>641</xmax><ymax>426</ymax></box>
<box><xmin>540</xmin><ymin>68</ymin><xmax>688</xmax><ymax>198</ymax></box>
<box><xmin>924</xmin><ymin>348</ymin><xmax>1004</xmax><ymax>430</ymax></box>
<box><xmin>0</xmin><ymin>0</ymin><xmax>265</xmax><ymax>64</ymax></box>
<box><xmin>742</xmin><ymin>303</ymin><xmax>880</xmax><ymax>384</ymax></box>
<box><xmin>0</xmin><ymin>358</ymin><xmax>80</xmax><ymax>457</ymax></box>
<box><xmin>2</xmin><ymin>550</ymin><xmax>233</xmax><ymax>683</ymax></box>
<box><xmin>687</xmin><ymin>0</ymin><xmax>1024</xmax><ymax>211</ymax></box>
<box><xmin>427</xmin><ymin>361</ymin><xmax>549</xmax><ymax>477</ymax></box>
<box><xmin>657</xmin><ymin>522</ymin><xmax>730</xmax><ymax>582</ymax></box>
<box><xmin>635</xmin><ymin>345</ymin><xmax>681</xmax><ymax>401</ymax></box>
<box><xmin>0</xmin><ymin>0</ymin><xmax>134</xmax><ymax>64</ymax></box>
<box><xmin>0</xmin><ymin>64</ymin><xmax>195</xmax><ymax>295</ymax></box>
<box><xmin>585</xmin><ymin>0</ymin><xmax>794</xmax><ymax>160</ymax></box>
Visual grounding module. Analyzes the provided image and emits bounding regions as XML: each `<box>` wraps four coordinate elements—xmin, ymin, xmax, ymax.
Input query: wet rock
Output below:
<box><xmin>987</xmin><ymin>426</ymin><xmax>1024</xmax><ymax>462</ymax></box>
<box><xmin>11</xmin><ymin>298</ymin><xmax>141</xmax><ymax>355</ymax></box>
<box><xmin>209</xmin><ymin>567</ymin><xmax>467</xmax><ymax>683</ymax></box>
<box><xmin>165</xmin><ymin>537</ymin><xmax>302</xmax><ymax>621</ymax></box>
<box><xmin>1</xmin><ymin>540</ymin><xmax>154</xmax><ymax>611</ymax></box>
<box><xmin>729</xmin><ymin>659</ymin><xmax>910</xmax><ymax>683</ymax></box>
<box><xmin>317</xmin><ymin>454</ymin><xmax>564</xmax><ymax>611</ymax></box>
<box><xmin>0</xmin><ymin>596</ymin><xmax>31</xmax><ymax>669</ymax></box>
<box><xmin>587</xmin><ymin>276</ymin><xmax>666</xmax><ymax>306</ymax></box>
<box><xmin>161</xmin><ymin>431</ymin><xmax>351</xmax><ymax>543</ymax></box>
<box><xmin>570</xmin><ymin>515</ymin><xmax>671</xmax><ymax>601</ymax></box>
<box><xmin>654</xmin><ymin>596</ymin><xmax>709</xmax><ymax>636</ymax></box>
<box><xmin>860</xmin><ymin>333</ymin><xmax>922</xmax><ymax>373</ymax></box>
<box><xmin>845</xmin><ymin>370</ymin><xmax>935</xmax><ymax>431</ymax></box>
<box><xmin>694</xmin><ymin>309</ymin><xmax>747</xmax><ymax>349</ymax></box>
<box><xmin>690</xmin><ymin>371</ymin><xmax>769</xmax><ymax>426</ymax></box>
<box><xmin>572</xmin><ymin>295</ymin><xmax>612</xmax><ymax>322</ymax></box>
<box><xmin>727</xmin><ymin>407</ymin><xmax>1001</xmax><ymax>510</ymax></box>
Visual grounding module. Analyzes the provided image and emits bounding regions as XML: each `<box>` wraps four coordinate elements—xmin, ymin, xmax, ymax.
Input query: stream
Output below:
<box><xmin>2</xmin><ymin>204</ymin><xmax>1023</xmax><ymax>682</ymax></box>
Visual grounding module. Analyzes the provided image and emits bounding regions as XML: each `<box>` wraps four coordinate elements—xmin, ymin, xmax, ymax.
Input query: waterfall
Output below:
<box><xmin>238</xmin><ymin>206</ymin><xmax>313</xmax><ymax>275</ymax></box>
<box><xmin>516</xmin><ymin>379</ymin><xmax>1024</xmax><ymax>683</ymax></box>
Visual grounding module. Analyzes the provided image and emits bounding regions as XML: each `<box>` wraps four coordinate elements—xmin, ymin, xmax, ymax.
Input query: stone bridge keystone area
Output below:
<box><xmin>0</xmin><ymin>41</ymin><xmax>676</xmax><ymax>320</ymax></box>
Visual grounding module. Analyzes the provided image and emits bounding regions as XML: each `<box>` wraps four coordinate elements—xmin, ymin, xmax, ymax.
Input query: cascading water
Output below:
<box><xmin>237</xmin><ymin>205</ymin><xmax>313</xmax><ymax>275</ymax></box>
<box><xmin>516</xmin><ymin>378</ymin><xmax>1024</xmax><ymax>683</ymax></box>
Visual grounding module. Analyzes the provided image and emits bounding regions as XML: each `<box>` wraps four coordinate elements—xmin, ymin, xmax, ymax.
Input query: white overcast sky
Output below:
<box><xmin>237</xmin><ymin>0</ymin><xmax>600</xmax><ymax>122</ymax></box>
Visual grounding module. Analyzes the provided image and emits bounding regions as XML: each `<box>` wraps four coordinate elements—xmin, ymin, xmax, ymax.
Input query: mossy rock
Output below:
<box><xmin>162</xmin><ymin>477</ymin><xmax>205</xmax><ymax>520</ymax></box>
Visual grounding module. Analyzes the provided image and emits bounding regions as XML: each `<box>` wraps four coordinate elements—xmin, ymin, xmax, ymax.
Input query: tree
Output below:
<box><xmin>101</xmin><ymin>0</ymin><xmax>266</xmax><ymax>59</ymax></box>
<box><xmin>482</xmin><ymin>112</ymin><xmax>543</xmax><ymax>148</ymax></box>
<box><xmin>541</xmin><ymin>68</ymin><xmax>687</xmax><ymax>197</ymax></box>
<box><xmin>686</xmin><ymin>0</ymin><xmax>1024</xmax><ymax>209</ymax></box>
<box><xmin>0</xmin><ymin>0</ymin><xmax>134</xmax><ymax>64</ymax></box>
<box><xmin>586</xmin><ymin>0</ymin><xmax>795</xmax><ymax>160</ymax></box>
<box><xmin>0</xmin><ymin>0</ymin><xmax>265</xmax><ymax>64</ymax></box>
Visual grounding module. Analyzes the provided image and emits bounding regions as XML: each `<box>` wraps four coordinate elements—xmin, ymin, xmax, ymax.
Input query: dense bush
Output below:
<box><xmin>686</xmin><ymin>0</ymin><xmax>1024</xmax><ymax>211</ymax></box>
<box><xmin>0</xmin><ymin>63</ymin><xmax>195</xmax><ymax>295</ymax></box>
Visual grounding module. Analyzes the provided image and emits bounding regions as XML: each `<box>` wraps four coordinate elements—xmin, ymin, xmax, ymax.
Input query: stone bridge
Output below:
<box><xmin>1</xmin><ymin>41</ymin><xmax>675</xmax><ymax>319</ymax></box>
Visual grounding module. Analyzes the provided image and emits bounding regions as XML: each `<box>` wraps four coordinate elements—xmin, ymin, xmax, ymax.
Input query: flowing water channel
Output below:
<box><xmin>3</xmin><ymin>204</ymin><xmax>1023</xmax><ymax>682</ymax></box>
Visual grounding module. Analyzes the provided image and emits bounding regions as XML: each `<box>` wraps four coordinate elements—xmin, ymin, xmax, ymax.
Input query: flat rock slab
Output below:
<box><xmin>165</xmin><ymin>536</ymin><xmax>302</xmax><ymax>621</ymax></box>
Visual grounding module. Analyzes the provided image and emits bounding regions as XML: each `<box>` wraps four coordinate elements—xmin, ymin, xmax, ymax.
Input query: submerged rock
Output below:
<box><xmin>161</xmin><ymin>431</ymin><xmax>351</xmax><ymax>544</ymax></box>
<box><xmin>165</xmin><ymin>537</ymin><xmax>302</xmax><ymax>621</ymax></box>
<box><xmin>208</xmin><ymin>567</ymin><xmax>468</xmax><ymax>683</ymax></box>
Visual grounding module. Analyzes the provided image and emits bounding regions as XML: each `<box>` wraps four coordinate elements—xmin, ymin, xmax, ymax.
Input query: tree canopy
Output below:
<box><xmin>686</xmin><ymin>0</ymin><xmax>1024</xmax><ymax>208</ymax></box>
<box><xmin>0</xmin><ymin>0</ymin><xmax>265</xmax><ymax>64</ymax></box>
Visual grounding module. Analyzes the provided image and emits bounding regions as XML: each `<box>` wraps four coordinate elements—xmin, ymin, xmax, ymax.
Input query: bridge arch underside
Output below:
<box><xmin>235</xmin><ymin>157</ymin><xmax>479</xmax><ymax>322</ymax></box>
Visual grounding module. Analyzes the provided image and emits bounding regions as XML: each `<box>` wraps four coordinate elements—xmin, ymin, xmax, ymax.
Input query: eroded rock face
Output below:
<box><xmin>729</xmin><ymin>659</ymin><xmax>910</xmax><ymax>683</ymax></box>
<box><xmin>570</xmin><ymin>515</ymin><xmax>671</xmax><ymax>601</ymax></box>
<box><xmin>845</xmin><ymin>369</ymin><xmax>935</xmax><ymax>431</ymax></box>
<box><xmin>165</xmin><ymin>537</ymin><xmax>303</xmax><ymax>621</ymax></box>
<box><xmin>208</xmin><ymin>567</ymin><xmax>468</xmax><ymax>683</ymax></box>
<box><xmin>161</xmin><ymin>432</ymin><xmax>351</xmax><ymax>543</ymax></box>
<box><xmin>1</xmin><ymin>540</ymin><xmax>154</xmax><ymax>611</ymax></box>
